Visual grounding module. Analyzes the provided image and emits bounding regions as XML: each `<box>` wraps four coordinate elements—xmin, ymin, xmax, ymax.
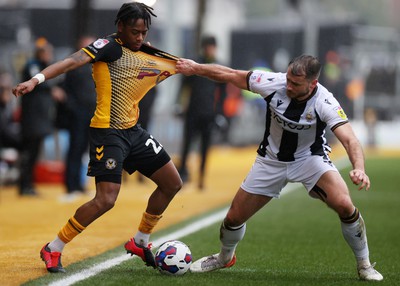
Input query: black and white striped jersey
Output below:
<box><xmin>248</xmin><ymin>70</ymin><xmax>349</xmax><ymax>162</ymax></box>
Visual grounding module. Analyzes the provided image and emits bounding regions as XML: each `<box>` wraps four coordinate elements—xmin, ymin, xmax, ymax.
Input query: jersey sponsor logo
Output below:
<box><xmin>105</xmin><ymin>158</ymin><xmax>117</xmax><ymax>170</ymax></box>
<box><xmin>93</xmin><ymin>38</ymin><xmax>109</xmax><ymax>49</ymax></box>
<box><xmin>277</xmin><ymin>99</ymin><xmax>284</xmax><ymax>107</ymax></box>
<box><xmin>334</xmin><ymin>106</ymin><xmax>347</xmax><ymax>120</ymax></box>
<box><xmin>272</xmin><ymin>111</ymin><xmax>311</xmax><ymax>130</ymax></box>
<box><xmin>146</xmin><ymin>59</ymin><xmax>157</xmax><ymax>66</ymax></box>
<box><xmin>137</xmin><ymin>68</ymin><xmax>173</xmax><ymax>84</ymax></box>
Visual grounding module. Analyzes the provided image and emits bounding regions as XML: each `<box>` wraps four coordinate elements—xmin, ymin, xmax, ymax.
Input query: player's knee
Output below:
<box><xmin>175</xmin><ymin>177</ymin><xmax>183</xmax><ymax>192</ymax></box>
<box><xmin>94</xmin><ymin>196</ymin><xmax>116</xmax><ymax>212</ymax></box>
<box><xmin>93</xmin><ymin>189</ymin><xmax>118</xmax><ymax>212</ymax></box>
<box><xmin>171</xmin><ymin>176</ymin><xmax>183</xmax><ymax>193</ymax></box>
<box><xmin>162</xmin><ymin>177</ymin><xmax>183</xmax><ymax>199</ymax></box>
<box><xmin>338</xmin><ymin>205</ymin><xmax>357</xmax><ymax>219</ymax></box>
<box><xmin>330</xmin><ymin>195</ymin><xmax>354</xmax><ymax>218</ymax></box>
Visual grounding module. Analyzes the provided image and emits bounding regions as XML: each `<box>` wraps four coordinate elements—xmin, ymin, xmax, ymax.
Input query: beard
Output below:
<box><xmin>287</xmin><ymin>87</ymin><xmax>311</xmax><ymax>100</ymax></box>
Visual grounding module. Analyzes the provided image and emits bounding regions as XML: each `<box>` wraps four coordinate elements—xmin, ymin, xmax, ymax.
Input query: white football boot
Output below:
<box><xmin>358</xmin><ymin>262</ymin><xmax>383</xmax><ymax>281</ymax></box>
<box><xmin>190</xmin><ymin>253</ymin><xmax>236</xmax><ymax>273</ymax></box>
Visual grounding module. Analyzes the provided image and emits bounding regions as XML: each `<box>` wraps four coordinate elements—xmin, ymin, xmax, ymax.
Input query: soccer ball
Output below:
<box><xmin>155</xmin><ymin>240</ymin><xmax>192</xmax><ymax>275</ymax></box>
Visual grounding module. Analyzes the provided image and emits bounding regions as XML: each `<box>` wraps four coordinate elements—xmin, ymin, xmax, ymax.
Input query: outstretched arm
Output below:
<box><xmin>333</xmin><ymin>122</ymin><xmax>370</xmax><ymax>190</ymax></box>
<box><xmin>176</xmin><ymin>58</ymin><xmax>249</xmax><ymax>90</ymax></box>
<box><xmin>12</xmin><ymin>50</ymin><xmax>92</xmax><ymax>97</ymax></box>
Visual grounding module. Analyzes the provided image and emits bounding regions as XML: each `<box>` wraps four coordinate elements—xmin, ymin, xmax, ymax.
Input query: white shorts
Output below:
<box><xmin>240</xmin><ymin>155</ymin><xmax>338</xmax><ymax>198</ymax></box>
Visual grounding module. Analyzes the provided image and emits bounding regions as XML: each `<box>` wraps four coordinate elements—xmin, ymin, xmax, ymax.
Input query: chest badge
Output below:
<box><xmin>305</xmin><ymin>107</ymin><xmax>314</xmax><ymax>122</ymax></box>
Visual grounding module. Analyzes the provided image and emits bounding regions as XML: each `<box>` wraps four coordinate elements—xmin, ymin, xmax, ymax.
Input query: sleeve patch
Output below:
<box><xmin>93</xmin><ymin>39</ymin><xmax>110</xmax><ymax>49</ymax></box>
<box><xmin>250</xmin><ymin>73</ymin><xmax>264</xmax><ymax>83</ymax></box>
<box><xmin>335</xmin><ymin>106</ymin><xmax>347</xmax><ymax>120</ymax></box>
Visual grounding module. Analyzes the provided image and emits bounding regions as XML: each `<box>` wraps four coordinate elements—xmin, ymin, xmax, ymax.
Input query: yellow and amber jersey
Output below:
<box><xmin>82</xmin><ymin>34</ymin><xmax>177</xmax><ymax>129</ymax></box>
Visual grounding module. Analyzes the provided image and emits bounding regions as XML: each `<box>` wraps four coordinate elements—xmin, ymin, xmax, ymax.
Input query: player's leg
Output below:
<box><xmin>315</xmin><ymin>171</ymin><xmax>383</xmax><ymax>281</ymax></box>
<box><xmin>42</xmin><ymin>128</ymin><xmax>126</xmax><ymax>273</ymax></box>
<box><xmin>190</xmin><ymin>188</ymin><xmax>272</xmax><ymax>273</ymax></box>
<box><xmin>221</xmin><ymin>188</ymin><xmax>272</xmax><ymax>262</ymax></box>
<box><xmin>125</xmin><ymin>160</ymin><xmax>182</xmax><ymax>268</ymax></box>
<box><xmin>129</xmin><ymin>146</ymin><xmax>182</xmax><ymax>245</ymax></box>
<box><xmin>123</xmin><ymin>127</ymin><xmax>182</xmax><ymax>267</ymax></box>
<box><xmin>147</xmin><ymin>160</ymin><xmax>182</xmax><ymax>212</ymax></box>
<box><xmin>137</xmin><ymin>160</ymin><xmax>182</xmax><ymax>244</ymax></box>
<box><xmin>42</xmin><ymin>180</ymin><xmax>122</xmax><ymax>273</ymax></box>
<box><xmin>191</xmin><ymin>155</ymin><xmax>286</xmax><ymax>273</ymax></box>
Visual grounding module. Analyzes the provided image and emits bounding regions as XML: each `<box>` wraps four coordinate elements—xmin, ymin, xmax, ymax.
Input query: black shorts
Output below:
<box><xmin>87</xmin><ymin>125</ymin><xmax>170</xmax><ymax>180</ymax></box>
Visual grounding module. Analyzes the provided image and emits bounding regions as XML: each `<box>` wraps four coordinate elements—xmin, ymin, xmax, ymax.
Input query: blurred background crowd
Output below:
<box><xmin>1</xmin><ymin>0</ymin><xmax>400</xmax><ymax>194</ymax></box>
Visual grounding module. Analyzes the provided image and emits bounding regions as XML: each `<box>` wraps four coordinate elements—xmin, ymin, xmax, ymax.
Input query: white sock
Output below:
<box><xmin>219</xmin><ymin>222</ymin><xmax>246</xmax><ymax>263</ymax></box>
<box><xmin>134</xmin><ymin>232</ymin><xmax>150</xmax><ymax>246</ymax></box>
<box><xmin>48</xmin><ymin>236</ymin><xmax>66</xmax><ymax>253</ymax></box>
<box><xmin>341</xmin><ymin>214</ymin><xmax>370</xmax><ymax>267</ymax></box>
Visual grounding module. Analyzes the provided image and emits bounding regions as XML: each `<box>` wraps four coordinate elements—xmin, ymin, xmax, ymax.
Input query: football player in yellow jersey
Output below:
<box><xmin>13</xmin><ymin>2</ymin><xmax>181</xmax><ymax>273</ymax></box>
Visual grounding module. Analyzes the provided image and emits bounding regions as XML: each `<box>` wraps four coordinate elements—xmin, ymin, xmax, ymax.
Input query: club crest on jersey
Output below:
<box><xmin>306</xmin><ymin>112</ymin><xmax>313</xmax><ymax>122</ymax></box>
<box><xmin>93</xmin><ymin>38</ymin><xmax>109</xmax><ymax>49</ymax></box>
<box><xmin>305</xmin><ymin>107</ymin><xmax>314</xmax><ymax>122</ymax></box>
<box><xmin>335</xmin><ymin>106</ymin><xmax>347</xmax><ymax>120</ymax></box>
<box><xmin>105</xmin><ymin>158</ymin><xmax>117</xmax><ymax>170</ymax></box>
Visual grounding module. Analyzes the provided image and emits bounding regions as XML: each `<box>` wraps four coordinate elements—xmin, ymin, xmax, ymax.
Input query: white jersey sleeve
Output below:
<box><xmin>248</xmin><ymin>70</ymin><xmax>287</xmax><ymax>98</ymax></box>
<box><xmin>315</xmin><ymin>84</ymin><xmax>349</xmax><ymax>130</ymax></box>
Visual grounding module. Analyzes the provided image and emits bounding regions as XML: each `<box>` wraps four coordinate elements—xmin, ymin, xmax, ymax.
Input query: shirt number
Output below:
<box><xmin>145</xmin><ymin>135</ymin><xmax>163</xmax><ymax>154</ymax></box>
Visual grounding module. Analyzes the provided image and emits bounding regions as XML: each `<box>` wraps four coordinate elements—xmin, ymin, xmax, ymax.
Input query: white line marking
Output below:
<box><xmin>49</xmin><ymin>157</ymin><xmax>350</xmax><ymax>286</ymax></box>
<box><xmin>49</xmin><ymin>209</ymin><xmax>229</xmax><ymax>286</ymax></box>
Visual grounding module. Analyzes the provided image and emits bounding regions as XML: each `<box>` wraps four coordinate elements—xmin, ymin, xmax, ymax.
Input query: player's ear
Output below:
<box><xmin>311</xmin><ymin>79</ymin><xmax>318</xmax><ymax>88</ymax></box>
<box><xmin>117</xmin><ymin>20</ymin><xmax>124</xmax><ymax>33</ymax></box>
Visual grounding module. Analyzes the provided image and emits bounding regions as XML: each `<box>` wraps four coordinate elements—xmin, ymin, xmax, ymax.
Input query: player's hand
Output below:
<box><xmin>349</xmin><ymin>169</ymin><xmax>370</xmax><ymax>191</ymax></box>
<box><xmin>176</xmin><ymin>58</ymin><xmax>197</xmax><ymax>76</ymax></box>
<box><xmin>12</xmin><ymin>80</ymin><xmax>37</xmax><ymax>97</ymax></box>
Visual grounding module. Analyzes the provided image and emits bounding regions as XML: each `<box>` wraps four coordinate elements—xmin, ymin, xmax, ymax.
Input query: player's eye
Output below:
<box><xmin>132</xmin><ymin>30</ymin><xmax>147</xmax><ymax>37</ymax></box>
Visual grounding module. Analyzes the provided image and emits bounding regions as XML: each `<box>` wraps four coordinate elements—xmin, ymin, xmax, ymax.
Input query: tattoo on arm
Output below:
<box><xmin>69</xmin><ymin>50</ymin><xmax>90</xmax><ymax>64</ymax></box>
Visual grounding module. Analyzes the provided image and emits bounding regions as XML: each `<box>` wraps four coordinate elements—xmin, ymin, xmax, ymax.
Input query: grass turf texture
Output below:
<box><xmin>23</xmin><ymin>157</ymin><xmax>399</xmax><ymax>286</ymax></box>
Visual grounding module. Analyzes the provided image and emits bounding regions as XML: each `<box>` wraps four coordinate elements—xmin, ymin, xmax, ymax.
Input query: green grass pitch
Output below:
<box><xmin>24</xmin><ymin>156</ymin><xmax>400</xmax><ymax>286</ymax></box>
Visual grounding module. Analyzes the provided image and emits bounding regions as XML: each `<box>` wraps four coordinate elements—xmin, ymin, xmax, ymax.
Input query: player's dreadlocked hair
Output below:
<box><xmin>115</xmin><ymin>2</ymin><xmax>156</xmax><ymax>28</ymax></box>
<box><xmin>288</xmin><ymin>55</ymin><xmax>321</xmax><ymax>81</ymax></box>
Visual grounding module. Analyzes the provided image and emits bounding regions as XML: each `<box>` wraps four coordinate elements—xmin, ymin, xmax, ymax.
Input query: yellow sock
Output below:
<box><xmin>58</xmin><ymin>216</ymin><xmax>86</xmax><ymax>243</ymax></box>
<box><xmin>138</xmin><ymin>212</ymin><xmax>162</xmax><ymax>234</ymax></box>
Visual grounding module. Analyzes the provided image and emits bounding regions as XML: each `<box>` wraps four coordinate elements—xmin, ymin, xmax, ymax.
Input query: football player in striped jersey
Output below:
<box><xmin>177</xmin><ymin>55</ymin><xmax>383</xmax><ymax>281</ymax></box>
